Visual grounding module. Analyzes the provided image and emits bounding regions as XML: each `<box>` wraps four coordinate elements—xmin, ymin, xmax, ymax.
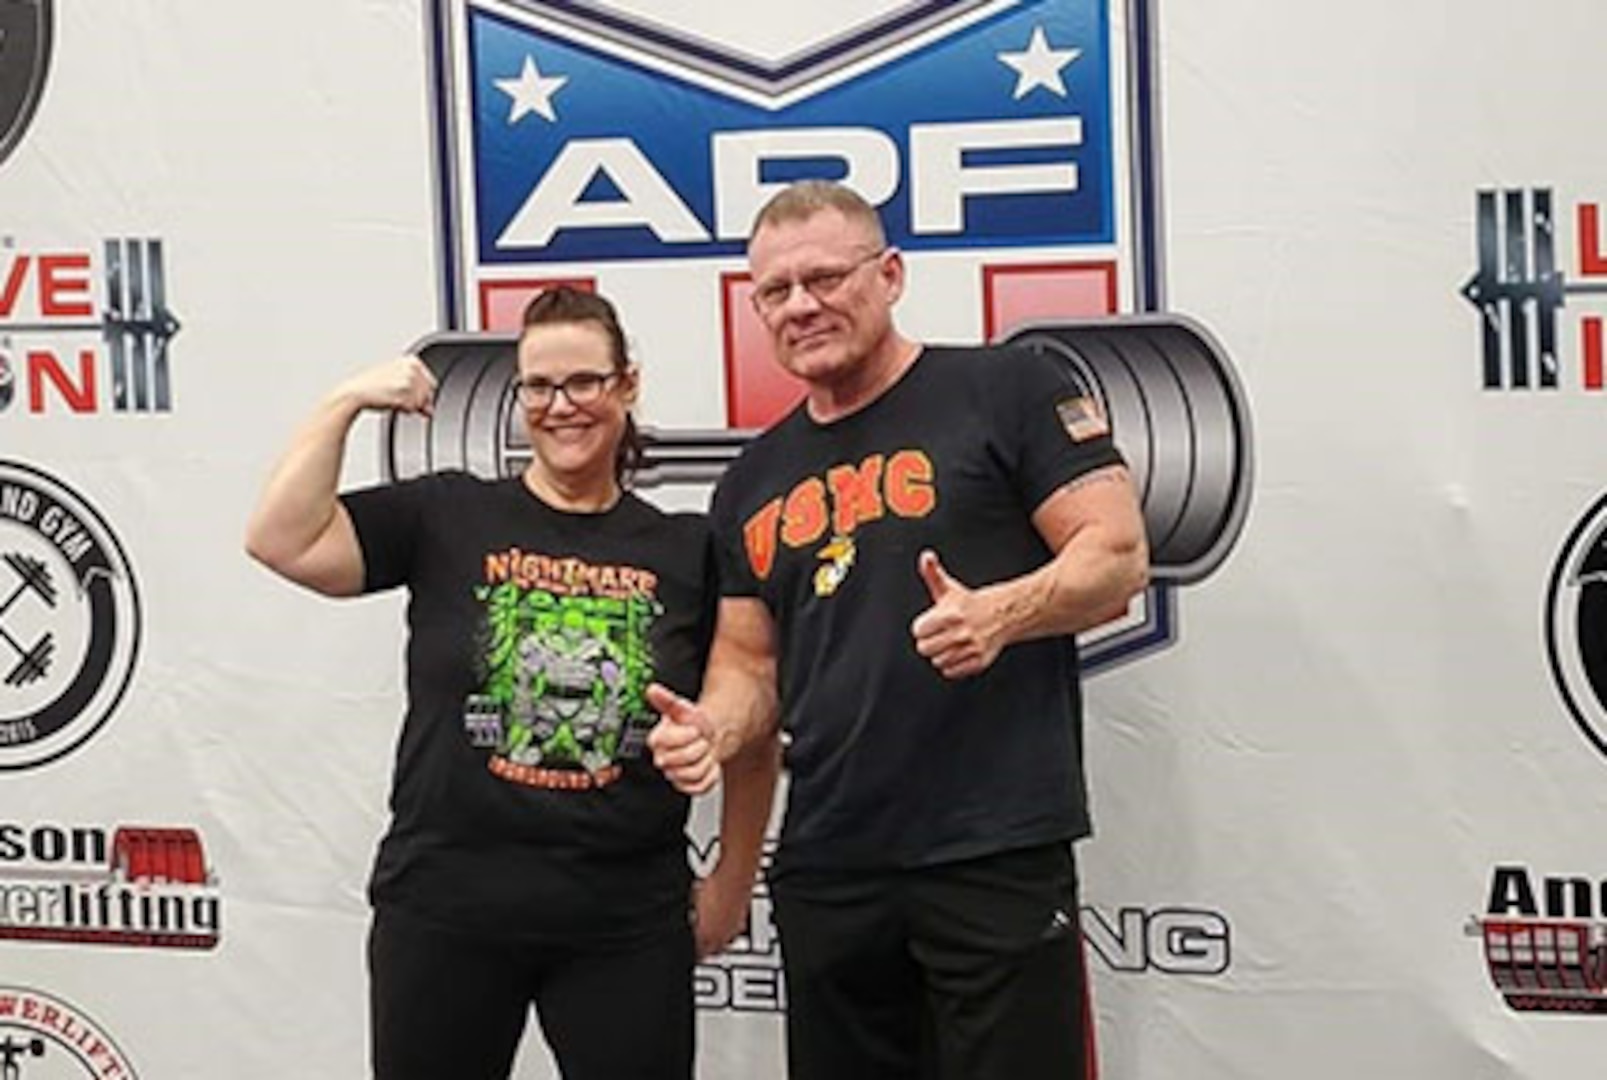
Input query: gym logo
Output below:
<box><xmin>1544</xmin><ymin>488</ymin><xmax>1607</xmax><ymax>760</ymax></box>
<box><xmin>1463</xmin><ymin>188</ymin><xmax>1607</xmax><ymax>391</ymax></box>
<box><xmin>1469</xmin><ymin>865</ymin><xmax>1607</xmax><ymax>1015</ymax></box>
<box><xmin>0</xmin><ymin>0</ymin><xmax>51</xmax><ymax>168</ymax></box>
<box><xmin>0</xmin><ymin>821</ymin><xmax>221</xmax><ymax>950</ymax></box>
<box><xmin>0</xmin><ymin>461</ymin><xmax>141</xmax><ymax>770</ymax></box>
<box><xmin>0</xmin><ymin>236</ymin><xmax>182</xmax><ymax>415</ymax></box>
<box><xmin>408</xmin><ymin>0</ymin><xmax>1252</xmax><ymax>677</ymax></box>
<box><xmin>0</xmin><ymin>985</ymin><xmax>141</xmax><ymax>1078</ymax></box>
<box><xmin>1543</xmin><ymin>489</ymin><xmax>1607</xmax><ymax>760</ymax></box>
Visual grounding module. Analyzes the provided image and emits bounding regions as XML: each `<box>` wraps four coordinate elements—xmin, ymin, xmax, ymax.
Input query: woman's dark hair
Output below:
<box><xmin>519</xmin><ymin>285</ymin><xmax>644</xmax><ymax>484</ymax></box>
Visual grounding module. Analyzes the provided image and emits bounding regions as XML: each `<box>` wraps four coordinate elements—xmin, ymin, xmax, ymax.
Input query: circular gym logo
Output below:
<box><xmin>0</xmin><ymin>0</ymin><xmax>53</xmax><ymax>168</ymax></box>
<box><xmin>0</xmin><ymin>461</ymin><xmax>140</xmax><ymax>770</ymax></box>
<box><xmin>1544</xmin><ymin>490</ymin><xmax>1607</xmax><ymax>760</ymax></box>
<box><xmin>0</xmin><ymin>985</ymin><xmax>140</xmax><ymax>1078</ymax></box>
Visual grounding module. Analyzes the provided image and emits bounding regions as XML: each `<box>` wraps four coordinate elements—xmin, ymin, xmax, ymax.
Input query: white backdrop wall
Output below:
<box><xmin>3</xmin><ymin>2</ymin><xmax>1605</xmax><ymax>1077</ymax></box>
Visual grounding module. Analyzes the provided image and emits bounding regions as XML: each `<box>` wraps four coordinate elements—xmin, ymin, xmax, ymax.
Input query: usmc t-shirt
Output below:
<box><xmin>343</xmin><ymin>474</ymin><xmax>715</xmax><ymax>943</ymax></box>
<box><xmin>711</xmin><ymin>345</ymin><xmax>1125</xmax><ymax>875</ymax></box>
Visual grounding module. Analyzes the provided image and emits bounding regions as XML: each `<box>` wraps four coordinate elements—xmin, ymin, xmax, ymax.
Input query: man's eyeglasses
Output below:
<box><xmin>513</xmin><ymin>370</ymin><xmax>621</xmax><ymax>410</ymax></box>
<box><xmin>750</xmin><ymin>249</ymin><xmax>886</xmax><ymax>318</ymax></box>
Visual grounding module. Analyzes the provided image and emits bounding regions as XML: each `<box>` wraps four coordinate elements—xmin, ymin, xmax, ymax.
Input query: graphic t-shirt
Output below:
<box><xmin>711</xmin><ymin>345</ymin><xmax>1125</xmax><ymax>875</ymax></box>
<box><xmin>342</xmin><ymin>474</ymin><xmax>715</xmax><ymax>942</ymax></box>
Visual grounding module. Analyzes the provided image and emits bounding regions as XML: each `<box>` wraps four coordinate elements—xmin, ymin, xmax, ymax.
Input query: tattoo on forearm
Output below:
<box><xmin>1064</xmin><ymin>467</ymin><xmax>1126</xmax><ymax>494</ymax></box>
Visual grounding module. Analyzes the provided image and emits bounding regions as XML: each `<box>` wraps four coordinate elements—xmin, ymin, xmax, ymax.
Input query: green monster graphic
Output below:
<box><xmin>469</xmin><ymin>580</ymin><xmax>658</xmax><ymax>781</ymax></box>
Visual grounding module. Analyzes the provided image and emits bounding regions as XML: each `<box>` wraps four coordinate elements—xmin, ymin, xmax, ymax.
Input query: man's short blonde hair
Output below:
<box><xmin>748</xmin><ymin>180</ymin><xmax>887</xmax><ymax>248</ymax></box>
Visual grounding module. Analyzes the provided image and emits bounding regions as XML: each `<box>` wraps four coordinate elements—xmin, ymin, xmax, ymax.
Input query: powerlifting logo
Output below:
<box><xmin>0</xmin><ymin>822</ymin><xmax>220</xmax><ymax>950</ymax></box>
<box><xmin>1469</xmin><ymin>865</ymin><xmax>1607</xmax><ymax>1015</ymax></box>
<box><xmin>409</xmin><ymin>0</ymin><xmax>1252</xmax><ymax>679</ymax></box>
<box><xmin>0</xmin><ymin>461</ymin><xmax>140</xmax><ymax>770</ymax></box>
<box><xmin>0</xmin><ymin>985</ymin><xmax>140</xmax><ymax>1078</ymax></box>
<box><xmin>0</xmin><ymin>236</ymin><xmax>182</xmax><ymax>416</ymax></box>
<box><xmin>0</xmin><ymin>0</ymin><xmax>52</xmax><ymax>168</ymax></box>
<box><xmin>692</xmin><ymin>836</ymin><xmax>1230</xmax><ymax>1013</ymax></box>
<box><xmin>1463</xmin><ymin>187</ymin><xmax>1607</xmax><ymax>391</ymax></box>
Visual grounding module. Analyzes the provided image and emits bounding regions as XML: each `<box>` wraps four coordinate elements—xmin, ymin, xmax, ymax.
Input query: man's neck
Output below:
<box><xmin>806</xmin><ymin>334</ymin><xmax>922</xmax><ymax>424</ymax></box>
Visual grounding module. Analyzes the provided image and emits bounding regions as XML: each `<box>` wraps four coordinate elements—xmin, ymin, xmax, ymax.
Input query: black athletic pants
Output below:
<box><xmin>367</xmin><ymin>904</ymin><xmax>694</xmax><ymax>1080</ymax></box>
<box><xmin>771</xmin><ymin>841</ymin><xmax>1093</xmax><ymax>1080</ymax></box>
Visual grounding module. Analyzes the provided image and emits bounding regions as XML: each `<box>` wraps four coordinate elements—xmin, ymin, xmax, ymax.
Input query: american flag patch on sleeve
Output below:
<box><xmin>1055</xmin><ymin>396</ymin><xmax>1110</xmax><ymax>442</ymax></box>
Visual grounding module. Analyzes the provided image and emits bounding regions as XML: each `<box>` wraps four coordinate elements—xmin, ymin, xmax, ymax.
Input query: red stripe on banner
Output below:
<box><xmin>1584</xmin><ymin>317</ymin><xmax>1604</xmax><ymax>390</ymax></box>
<box><xmin>1080</xmin><ymin>933</ymin><xmax>1099</xmax><ymax>1080</ymax></box>
<box><xmin>0</xmin><ymin>926</ymin><xmax>219</xmax><ymax>949</ymax></box>
<box><xmin>478</xmin><ymin>278</ymin><xmax>596</xmax><ymax>332</ymax></box>
<box><xmin>721</xmin><ymin>270</ymin><xmax>806</xmax><ymax>429</ymax></box>
<box><xmin>982</xmin><ymin>262</ymin><xmax>1119</xmax><ymax>340</ymax></box>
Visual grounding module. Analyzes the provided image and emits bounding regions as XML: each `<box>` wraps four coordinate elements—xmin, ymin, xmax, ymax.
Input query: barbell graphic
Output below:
<box><xmin>382</xmin><ymin>316</ymin><xmax>1252</xmax><ymax>584</ymax></box>
<box><xmin>1463</xmin><ymin>188</ymin><xmax>1607</xmax><ymax>391</ymax></box>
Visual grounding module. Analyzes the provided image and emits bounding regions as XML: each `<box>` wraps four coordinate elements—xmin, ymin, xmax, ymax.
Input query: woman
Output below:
<box><xmin>245</xmin><ymin>287</ymin><xmax>776</xmax><ymax>1079</ymax></box>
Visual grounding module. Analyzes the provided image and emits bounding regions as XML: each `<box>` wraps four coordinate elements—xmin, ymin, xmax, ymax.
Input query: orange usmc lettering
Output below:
<box><xmin>743</xmin><ymin>499</ymin><xmax>783</xmax><ymax>580</ymax></box>
<box><xmin>743</xmin><ymin>450</ymin><xmax>938</xmax><ymax>581</ymax></box>
<box><xmin>781</xmin><ymin>478</ymin><xmax>828</xmax><ymax>548</ymax></box>
<box><xmin>885</xmin><ymin>450</ymin><xmax>936</xmax><ymax>517</ymax></box>
<box><xmin>827</xmin><ymin>455</ymin><xmax>885</xmax><ymax>536</ymax></box>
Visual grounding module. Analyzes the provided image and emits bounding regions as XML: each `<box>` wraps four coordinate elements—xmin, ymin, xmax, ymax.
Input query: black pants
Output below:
<box><xmin>367</xmin><ymin>905</ymin><xmax>694</xmax><ymax>1080</ymax></box>
<box><xmin>771</xmin><ymin>842</ymin><xmax>1092</xmax><ymax>1080</ymax></box>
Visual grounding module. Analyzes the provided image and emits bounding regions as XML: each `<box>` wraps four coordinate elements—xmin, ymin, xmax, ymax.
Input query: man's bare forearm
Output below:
<box><xmin>991</xmin><ymin>468</ymin><xmax>1150</xmax><ymax>645</ymax></box>
<box><xmin>702</xmin><ymin>651</ymin><xmax>779</xmax><ymax>764</ymax></box>
<box><xmin>712</xmin><ymin>732</ymin><xmax>781</xmax><ymax>881</ymax></box>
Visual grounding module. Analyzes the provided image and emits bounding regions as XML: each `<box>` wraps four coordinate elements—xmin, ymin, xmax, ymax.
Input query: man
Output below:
<box><xmin>648</xmin><ymin>179</ymin><xmax>1148</xmax><ymax>1079</ymax></box>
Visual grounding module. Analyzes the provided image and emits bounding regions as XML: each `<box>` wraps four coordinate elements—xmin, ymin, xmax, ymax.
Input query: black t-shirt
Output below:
<box><xmin>711</xmin><ymin>345</ymin><xmax>1124</xmax><ymax>874</ymax></box>
<box><xmin>342</xmin><ymin>473</ymin><xmax>715</xmax><ymax>942</ymax></box>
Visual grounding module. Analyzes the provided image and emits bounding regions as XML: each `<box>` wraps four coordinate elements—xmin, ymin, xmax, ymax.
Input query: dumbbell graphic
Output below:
<box><xmin>1463</xmin><ymin>188</ymin><xmax>1607</xmax><ymax>390</ymax></box>
<box><xmin>381</xmin><ymin>316</ymin><xmax>1251</xmax><ymax>585</ymax></box>
<box><xmin>0</xmin><ymin>239</ymin><xmax>180</xmax><ymax>412</ymax></box>
<box><xmin>0</xmin><ymin>551</ymin><xmax>55</xmax><ymax>687</ymax></box>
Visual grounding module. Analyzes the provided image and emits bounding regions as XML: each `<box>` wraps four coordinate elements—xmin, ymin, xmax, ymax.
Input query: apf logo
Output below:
<box><xmin>1463</xmin><ymin>187</ymin><xmax>1607</xmax><ymax>392</ymax></box>
<box><xmin>0</xmin><ymin>236</ymin><xmax>182</xmax><ymax>416</ymax></box>
<box><xmin>0</xmin><ymin>0</ymin><xmax>52</xmax><ymax>168</ymax></box>
<box><xmin>406</xmin><ymin>1</ymin><xmax>1252</xmax><ymax>676</ymax></box>
<box><xmin>1469</xmin><ymin>865</ymin><xmax>1607</xmax><ymax>1015</ymax></box>
<box><xmin>0</xmin><ymin>985</ymin><xmax>140</xmax><ymax>1078</ymax></box>
<box><xmin>1543</xmin><ymin>488</ymin><xmax>1607</xmax><ymax>761</ymax></box>
<box><xmin>0</xmin><ymin>460</ymin><xmax>140</xmax><ymax>770</ymax></box>
<box><xmin>0</xmin><ymin>821</ymin><xmax>220</xmax><ymax>949</ymax></box>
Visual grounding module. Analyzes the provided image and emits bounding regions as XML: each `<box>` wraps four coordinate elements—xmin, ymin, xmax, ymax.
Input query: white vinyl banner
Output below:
<box><xmin>1</xmin><ymin>1</ymin><xmax>1604</xmax><ymax>1077</ymax></box>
